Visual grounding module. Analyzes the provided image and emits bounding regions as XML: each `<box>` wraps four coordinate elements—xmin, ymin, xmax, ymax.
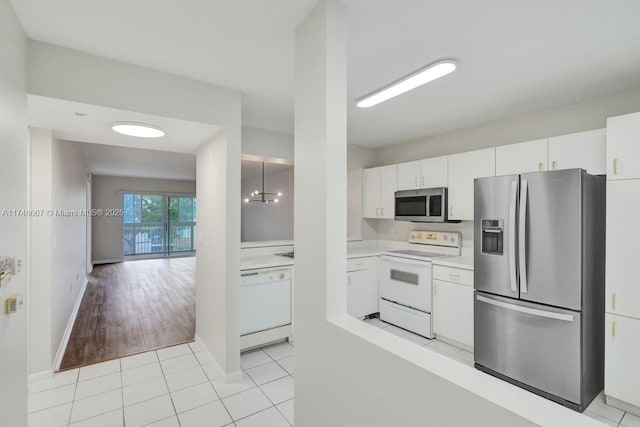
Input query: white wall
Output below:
<box><xmin>293</xmin><ymin>2</ymin><xmax>539</xmax><ymax>426</ymax></box>
<box><xmin>196</xmin><ymin>131</ymin><xmax>241</xmax><ymax>375</ymax></box>
<box><xmin>0</xmin><ymin>1</ymin><xmax>28</xmax><ymax>422</ymax></box>
<box><xmin>91</xmin><ymin>176</ymin><xmax>196</xmax><ymax>263</ymax></box>
<box><xmin>241</xmin><ymin>168</ymin><xmax>294</xmax><ymax>242</ymax></box>
<box><xmin>242</xmin><ymin>126</ymin><xmax>294</xmax><ymax>160</ymax></box>
<box><xmin>29</xmin><ymin>134</ymin><xmax>88</xmax><ymax>376</ymax></box>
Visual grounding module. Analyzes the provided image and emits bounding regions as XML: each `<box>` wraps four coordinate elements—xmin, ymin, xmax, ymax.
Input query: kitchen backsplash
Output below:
<box><xmin>372</xmin><ymin>219</ymin><xmax>474</xmax><ymax>248</ymax></box>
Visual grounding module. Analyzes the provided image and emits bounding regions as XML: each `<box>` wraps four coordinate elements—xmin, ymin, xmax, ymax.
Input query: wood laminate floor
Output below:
<box><xmin>59</xmin><ymin>257</ymin><xmax>195</xmax><ymax>371</ymax></box>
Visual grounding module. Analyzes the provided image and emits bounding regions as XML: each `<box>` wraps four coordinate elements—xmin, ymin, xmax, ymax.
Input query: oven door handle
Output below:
<box><xmin>381</xmin><ymin>256</ymin><xmax>430</xmax><ymax>267</ymax></box>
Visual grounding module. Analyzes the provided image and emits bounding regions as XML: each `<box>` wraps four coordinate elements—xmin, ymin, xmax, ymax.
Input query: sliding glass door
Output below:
<box><xmin>123</xmin><ymin>193</ymin><xmax>196</xmax><ymax>257</ymax></box>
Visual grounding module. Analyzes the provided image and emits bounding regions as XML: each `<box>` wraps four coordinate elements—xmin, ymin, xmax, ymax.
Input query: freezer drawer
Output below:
<box><xmin>474</xmin><ymin>292</ymin><xmax>582</xmax><ymax>407</ymax></box>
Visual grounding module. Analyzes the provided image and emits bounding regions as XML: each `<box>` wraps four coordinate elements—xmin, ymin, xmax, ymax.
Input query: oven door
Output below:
<box><xmin>380</xmin><ymin>255</ymin><xmax>432</xmax><ymax>312</ymax></box>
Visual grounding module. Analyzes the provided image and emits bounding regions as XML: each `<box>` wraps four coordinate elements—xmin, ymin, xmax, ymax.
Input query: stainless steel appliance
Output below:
<box><xmin>473</xmin><ymin>169</ymin><xmax>605</xmax><ymax>412</ymax></box>
<box><xmin>380</xmin><ymin>231</ymin><xmax>461</xmax><ymax>337</ymax></box>
<box><xmin>395</xmin><ymin>187</ymin><xmax>449</xmax><ymax>222</ymax></box>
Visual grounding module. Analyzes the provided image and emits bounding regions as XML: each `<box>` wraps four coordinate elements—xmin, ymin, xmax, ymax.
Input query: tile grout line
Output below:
<box><xmin>156</xmin><ymin>349</ymin><xmax>181</xmax><ymax>427</ymax></box>
<box><xmin>273</xmin><ymin>397</ymin><xmax>294</xmax><ymax>427</ymax></box>
<box><xmin>65</xmin><ymin>369</ymin><xmax>80</xmax><ymax>426</ymax></box>
<box><xmin>120</xmin><ymin>358</ymin><xmax>125</xmax><ymax>427</ymax></box>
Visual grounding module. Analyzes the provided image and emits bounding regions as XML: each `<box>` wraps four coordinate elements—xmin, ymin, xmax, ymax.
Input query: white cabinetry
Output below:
<box><xmin>364</xmin><ymin>165</ymin><xmax>397</xmax><ymax>219</ymax></box>
<box><xmin>607</xmin><ymin>112</ymin><xmax>640</xmax><ymax>180</ymax></box>
<box><xmin>605</xmin><ymin>112</ymin><xmax>640</xmax><ymax>414</ymax></box>
<box><xmin>548</xmin><ymin>129</ymin><xmax>606</xmax><ymax>175</ymax></box>
<box><xmin>420</xmin><ymin>156</ymin><xmax>448</xmax><ymax>188</ymax></box>
<box><xmin>606</xmin><ymin>180</ymin><xmax>640</xmax><ymax>320</ymax></box>
<box><xmin>605</xmin><ymin>313</ymin><xmax>640</xmax><ymax>411</ymax></box>
<box><xmin>347</xmin><ymin>257</ymin><xmax>378</xmax><ymax>319</ymax></box>
<box><xmin>397</xmin><ymin>161</ymin><xmax>421</xmax><ymax>190</ymax></box>
<box><xmin>495</xmin><ymin>139</ymin><xmax>547</xmax><ymax>175</ymax></box>
<box><xmin>432</xmin><ymin>265</ymin><xmax>474</xmax><ymax>349</ymax></box>
<box><xmin>397</xmin><ymin>157</ymin><xmax>448</xmax><ymax>190</ymax></box>
<box><xmin>447</xmin><ymin>148</ymin><xmax>495</xmax><ymax>221</ymax></box>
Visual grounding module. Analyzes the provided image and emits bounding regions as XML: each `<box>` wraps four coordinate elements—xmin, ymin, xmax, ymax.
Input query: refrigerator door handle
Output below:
<box><xmin>519</xmin><ymin>179</ymin><xmax>528</xmax><ymax>294</ymax></box>
<box><xmin>509</xmin><ymin>180</ymin><xmax>518</xmax><ymax>293</ymax></box>
<box><xmin>476</xmin><ymin>295</ymin><xmax>575</xmax><ymax>322</ymax></box>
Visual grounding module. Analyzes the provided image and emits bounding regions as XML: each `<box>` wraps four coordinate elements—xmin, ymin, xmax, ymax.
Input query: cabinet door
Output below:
<box><xmin>448</xmin><ymin>148</ymin><xmax>495</xmax><ymax>220</ymax></box>
<box><xmin>397</xmin><ymin>161</ymin><xmax>421</xmax><ymax>190</ymax></box>
<box><xmin>433</xmin><ymin>280</ymin><xmax>474</xmax><ymax>348</ymax></box>
<box><xmin>379</xmin><ymin>164</ymin><xmax>397</xmax><ymax>219</ymax></box>
<box><xmin>363</xmin><ymin>167</ymin><xmax>380</xmax><ymax>218</ymax></box>
<box><xmin>606</xmin><ymin>180</ymin><xmax>640</xmax><ymax>319</ymax></box>
<box><xmin>607</xmin><ymin>112</ymin><xmax>640</xmax><ymax>180</ymax></box>
<box><xmin>548</xmin><ymin>129</ymin><xmax>606</xmax><ymax>175</ymax></box>
<box><xmin>420</xmin><ymin>156</ymin><xmax>448</xmax><ymax>188</ymax></box>
<box><xmin>605</xmin><ymin>313</ymin><xmax>640</xmax><ymax>407</ymax></box>
<box><xmin>495</xmin><ymin>139</ymin><xmax>547</xmax><ymax>176</ymax></box>
<box><xmin>347</xmin><ymin>269</ymin><xmax>374</xmax><ymax>319</ymax></box>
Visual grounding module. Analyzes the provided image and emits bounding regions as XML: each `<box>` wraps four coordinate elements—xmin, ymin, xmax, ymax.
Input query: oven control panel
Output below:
<box><xmin>408</xmin><ymin>231</ymin><xmax>461</xmax><ymax>248</ymax></box>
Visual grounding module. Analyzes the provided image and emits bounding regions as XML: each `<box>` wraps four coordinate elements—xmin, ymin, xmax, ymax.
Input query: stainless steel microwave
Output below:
<box><xmin>394</xmin><ymin>187</ymin><xmax>448</xmax><ymax>222</ymax></box>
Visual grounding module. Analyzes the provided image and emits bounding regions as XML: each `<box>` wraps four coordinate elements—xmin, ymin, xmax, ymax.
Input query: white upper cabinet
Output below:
<box><xmin>607</xmin><ymin>112</ymin><xmax>640</xmax><ymax>180</ymax></box>
<box><xmin>420</xmin><ymin>156</ymin><xmax>448</xmax><ymax>188</ymax></box>
<box><xmin>495</xmin><ymin>139</ymin><xmax>547</xmax><ymax>176</ymax></box>
<box><xmin>548</xmin><ymin>129</ymin><xmax>606</xmax><ymax>175</ymax></box>
<box><xmin>363</xmin><ymin>165</ymin><xmax>397</xmax><ymax>219</ymax></box>
<box><xmin>379</xmin><ymin>165</ymin><xmax>397</xmax><ymax>219</ymax></box>
<box><xmin>397</xmin><ymin>161</ymin><xmax>421</xmax><ymax>191</ymax></box>
<box><xmin>364</xmin><ymin>167</ymin><xmax>381</xmax><ymax>218</ymax></box>
<box><xmin>448</xmin><ymin>148</ymin><xmax>495</xmax><ymax>221</ymax></box>
<box><xmin>606</xmin><ymin>179</ymin><xmax>640</xmax><ymax>320</ymax></box>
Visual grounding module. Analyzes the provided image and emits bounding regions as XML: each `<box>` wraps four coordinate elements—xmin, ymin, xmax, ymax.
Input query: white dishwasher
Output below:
<box><xmin>240</xmin><ymin>267</ymin><xmax>292</xmax><ymax>336</ymax></box>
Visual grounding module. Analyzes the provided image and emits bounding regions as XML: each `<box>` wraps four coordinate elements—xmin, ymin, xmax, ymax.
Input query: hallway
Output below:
<box><xmin>60</xmin><ymin>258</ymin><xmax>196</xmax><ymax>370</ymax></box>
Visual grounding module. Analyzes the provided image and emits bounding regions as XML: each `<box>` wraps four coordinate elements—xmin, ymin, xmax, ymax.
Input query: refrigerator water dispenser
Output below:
<box><xmin>481</xmin><ymin>219</ymin><xmax>504</xmax><ymax>255</ymax></box>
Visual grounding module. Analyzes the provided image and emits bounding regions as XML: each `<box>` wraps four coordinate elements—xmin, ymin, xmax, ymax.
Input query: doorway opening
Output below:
<box><xmin>123</xmin><ymin>193</ymin><xmax>197</xmax><ymax>258</ymax></box>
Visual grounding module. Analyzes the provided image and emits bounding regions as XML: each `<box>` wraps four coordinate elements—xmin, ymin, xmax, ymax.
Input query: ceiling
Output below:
<box><xmin>74</xmin><ymin>142</ymin><xmax>196</xmax><ymax>181</ymax></box>
<box><xmin>13</xmin><ymin>0</ymin><xmax>640</xmax><ymax>148</ymax></box>
<box><xmin>28</xmin><ymin>95</ymin><xmax>221</xmax><ymax>154</ymax></box>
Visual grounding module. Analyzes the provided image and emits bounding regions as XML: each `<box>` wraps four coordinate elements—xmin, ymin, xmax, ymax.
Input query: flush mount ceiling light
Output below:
<box><xmin>356</xmin><ymin>60</ymin><xmax>457</xmax><ymax>108</ymax></box>
<box><xmin>244</xmin><ymin>162</ymin><xmax>282</xmax><ymax>205</ymax></box>
<box><xmin>112</xmin><ymin>121</ymin><xmax>165</xmax><ymax>138</ymax></box>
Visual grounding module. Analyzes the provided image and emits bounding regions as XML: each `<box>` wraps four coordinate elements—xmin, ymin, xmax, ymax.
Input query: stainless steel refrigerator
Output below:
<box><xmin>473</xmin><ymin>168</ymin><xmax>605</xmax><ymax>412</ymax></box>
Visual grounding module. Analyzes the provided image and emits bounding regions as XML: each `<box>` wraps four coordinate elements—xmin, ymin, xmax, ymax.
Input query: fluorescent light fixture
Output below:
<box><xmin>112</xmin><ymin>122</ymin><xmax>165</xmax><ymax>138</ymax></box>
<box><xmin>356</xmin><ymin>60</ymin><xmax>457</xmax><ymax>108</ymax></box>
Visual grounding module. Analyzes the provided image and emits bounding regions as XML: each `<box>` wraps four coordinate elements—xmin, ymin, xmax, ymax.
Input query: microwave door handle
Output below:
<box><xmin>519</xmin><ymin>179</ymin><xmax>528</xmax><ymax>294</ymax></box>
<box><xmin>509</xmin><ymin>180</ymin><xmax>518</xmax><ymax>293</ymax></box>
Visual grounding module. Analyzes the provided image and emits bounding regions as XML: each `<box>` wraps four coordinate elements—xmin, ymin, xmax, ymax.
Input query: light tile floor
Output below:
<box><xmin>29</xmin><ymin>320</ymin><xmax>640</xmax><ymax>427</ymax></box>
<box><xmin>363</xmin><ymin>316</ymin><xmax>639</xmax><ymax>427</ymax></box>
<box><xmin>28</xmin><ymin>341</ymin><xmax>295</xmax><ymax>427</ymax></box>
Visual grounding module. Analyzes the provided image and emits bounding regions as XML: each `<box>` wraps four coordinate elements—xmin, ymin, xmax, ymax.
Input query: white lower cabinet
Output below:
<box><xmin>347</xmin><ymin>257</ymin><xmax>378</xmax><ymax>319</ymax></box>
<box><xmin>432</xmin><ymin>266</ymin><xmax>474</xmax><ymax>349</ymax></box>
<box><xmin>605</xmin><ymin>313</ymin><xmax>640</xmax><ymax>411</ymax></box>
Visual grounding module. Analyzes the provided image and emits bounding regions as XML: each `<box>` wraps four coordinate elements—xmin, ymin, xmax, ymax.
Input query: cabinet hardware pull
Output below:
<box><xmin>538</xmin><ymin>162</ymin><xmax>543</xmax><ymax>172</ymax></box>
<box><xmin>613</xmin><ymin>158</ymin><xmax>619</xmax><ymax>174</ymax></box>
<box><xmin>376</xmin><ymin>207</ymin><xmax>380</xmax><ymax>216</ymax></box>
<box><xmin>449</xmin><ymin>273</ymin><xmax>460</xmax><ymax>278</ymax></box>
<box><xmin>449</xmin><ymin>207</ymin><xmax>453</xmax><ymax>217</ymax></box>
<box><xmin>552</xmin><ymin>161</ymin><xmax>557</xmax><ymax>170</ymax></box>
<box><xmin>421</xmin><ymin>176</ymin><xmax>425</xmax><ymax>186</ymax></box>
<box><xmin>612</xmin><ymin>293</ymin><xmax>616</xmax><ymax>309</ymax></box>
<box><xmin>381</xmin><ymin>207</ymin><xmax>384</xmax><ymax>216</ymax></box>
<box><xmin>415</xmin><ymin>177</ymin><xmax>418</xmax><ymax>187</ymax></box>
<box><xmin>612</xmin><ymin>321</ymin><xmax>616</xmax><ymax>337</ymax></box>
<box><xmin>356</xmin><ymin>262</ymin><xmax>363</xmax><ymax>266</ymax></box>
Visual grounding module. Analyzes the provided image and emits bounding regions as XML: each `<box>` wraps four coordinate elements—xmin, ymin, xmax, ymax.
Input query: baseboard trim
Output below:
<box><xmin>194</xmin><ymin>334</ymin><xmax>242</xmax><ymax>382</ymax></box>
<box><xmin>52</xmin><ymin>277</ymin><xmax>88</xmax><ymax>372</ymax></box>
<box><xmin>93</xmin><ymin>258</ymin><xmax>123</xmax><ymax>265</ymax></box>
<box><xmin>29</xmin><ymin>370</ymin><xmax>54</xmax><ymax>384</ymax></box>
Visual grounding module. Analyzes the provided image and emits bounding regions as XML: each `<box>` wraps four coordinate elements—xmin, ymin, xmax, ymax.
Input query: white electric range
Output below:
<box><xmin>379</xmin><ymin>231</ymin><xmax>462</xmax><ymax>338</ymax></box>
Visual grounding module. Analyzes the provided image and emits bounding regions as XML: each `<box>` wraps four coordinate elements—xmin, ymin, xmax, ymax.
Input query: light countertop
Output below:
<box><xmin>241</xmin><ymin>255</ymin><xmax>294</xmax><ymax>271</ymax></box>
<box><xmin>241</xmin><ymin>240</ymin><xmax>293</xmax><ymax>249</ymax></box>
<box><xmin>432</xmin><ymin>253</ymin><xmax>474</xmax><ymax>271</ymax></box>
<box><xmin>347</xmin><ymin>247</ymin><xmax>381</xmax><ymax>259</ymax></box>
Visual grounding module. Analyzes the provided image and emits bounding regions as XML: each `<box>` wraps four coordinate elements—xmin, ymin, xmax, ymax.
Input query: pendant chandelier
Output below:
<box><xmin>244</xmin><ymin>162</ymin><xmax>282</xmax><ymax>204</ymax></box>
